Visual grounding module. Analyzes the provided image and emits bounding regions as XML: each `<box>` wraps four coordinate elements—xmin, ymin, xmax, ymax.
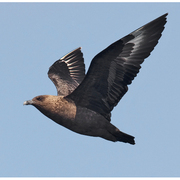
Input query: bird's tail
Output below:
<box><xmin>114</xmin><ymin>129</ymin><xmax>135</xmax><ymax>145</ymax></box>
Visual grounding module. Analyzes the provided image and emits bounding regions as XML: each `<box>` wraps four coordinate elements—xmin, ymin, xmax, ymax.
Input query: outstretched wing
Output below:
<box><xmin>48</xmin><ymin>47</ymin><xmax>85</xmax><ymax>96</ymax></box>
<box><xmin>67</xmin><ymin>13</ymin><xmax>168</xmax><ymax>121</ymax></box>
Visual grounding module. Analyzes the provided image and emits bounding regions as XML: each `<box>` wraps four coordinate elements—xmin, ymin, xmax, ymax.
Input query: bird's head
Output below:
<box><xmin>23</xmin><ymin>95</ymin><xmax>59</xmax><ymax>117</ymax></box>
<box><xmin>23</xmin><ymin>95</ymin><xmax>76</xmax><ymax>121</ymax></box>
<box><xmin>23</xmin><ymin>95</ymin><xmax>47</xmax><ymax>106</ymax></box>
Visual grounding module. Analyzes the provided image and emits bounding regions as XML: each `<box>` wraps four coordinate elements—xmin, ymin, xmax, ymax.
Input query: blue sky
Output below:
<box><xmin>0</xmin><ymin>2</ymin><xmax>180</xmax><ymax>177</ymax></box>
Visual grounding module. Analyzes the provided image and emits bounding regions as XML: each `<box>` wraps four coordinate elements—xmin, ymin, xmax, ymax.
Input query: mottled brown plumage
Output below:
<box><xmin>24</xmin><ymin>13</ymin><xmax>168</xmax><ymax>145</ymax></box>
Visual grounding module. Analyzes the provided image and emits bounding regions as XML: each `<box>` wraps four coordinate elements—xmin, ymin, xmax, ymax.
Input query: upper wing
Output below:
<box><xmin>66</xmin><ymin>13</ymin><xmax>168</xmax><ymax>121</ymax></box>
<box><xmin>48</xmin><ymin>47</ymin><xmax>85</xmax><ymax>96</ymax></box>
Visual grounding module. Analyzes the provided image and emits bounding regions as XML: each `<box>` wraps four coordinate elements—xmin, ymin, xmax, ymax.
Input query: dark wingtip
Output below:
<box><xmin>160</xmin><ymin>13</ymin><xmax>168</xmax><ymax>21</ymax></box>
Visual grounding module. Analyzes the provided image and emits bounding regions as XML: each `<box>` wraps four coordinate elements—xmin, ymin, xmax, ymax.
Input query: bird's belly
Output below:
<box><xmin>51</xmin><ymin>106</ymin><xmax>118</xmax><ymax>142</ymax></box>
<box><xmin>49</xmin><ymin>106</ymin><xmax>111</xmax><ymax>138</ymax></box>
<box><xmin>68</xmin><ymin>106</ymin><xmax>109</xmax><ymax>136</ymax></box>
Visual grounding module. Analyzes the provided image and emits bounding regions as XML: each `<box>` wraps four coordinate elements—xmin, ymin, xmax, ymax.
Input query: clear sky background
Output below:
<box><xmin>0</xmin><ymin>2</ymin><xmax>180</xmax><ymax>177</ymax></box>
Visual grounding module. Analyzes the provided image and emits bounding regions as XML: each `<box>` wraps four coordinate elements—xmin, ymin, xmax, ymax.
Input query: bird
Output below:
<box><xmin>24</xmin><ymin>13</ymin><xmax>168</xmax><ymax>145</ymax></box>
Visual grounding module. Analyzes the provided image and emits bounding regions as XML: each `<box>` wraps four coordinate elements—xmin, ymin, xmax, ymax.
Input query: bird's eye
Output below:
<box><xmin>36</xmin><ymin>96</ymin><xmax>43</xmax><ymax>101</ymax></box>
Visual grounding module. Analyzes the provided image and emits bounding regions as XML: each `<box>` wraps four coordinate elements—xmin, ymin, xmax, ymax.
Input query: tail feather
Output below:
<box><xmin>115</xmin><ymin>130</ymin><xmax>135</xmax><ymax>145</ymax></box>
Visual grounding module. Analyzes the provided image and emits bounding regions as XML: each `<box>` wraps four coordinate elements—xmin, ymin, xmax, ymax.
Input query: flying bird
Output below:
<box><xmin>24</xmin><ymin>13</ymin><xmax>168</xmax><ymax>145</ymax></box>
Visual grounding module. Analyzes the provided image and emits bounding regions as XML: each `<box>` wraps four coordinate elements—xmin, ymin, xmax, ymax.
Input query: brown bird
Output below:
<box><xmin>24</xmin><ymin>13</ymin><xmax>167</xmax><ymax>145</ymax></box>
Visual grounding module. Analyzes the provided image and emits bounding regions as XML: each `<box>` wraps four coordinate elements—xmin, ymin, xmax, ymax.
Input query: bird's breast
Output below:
<box><xmin>38</xmin><ymin>96</ymin><xmax>77</xmax><ymax>128</ymax></box>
